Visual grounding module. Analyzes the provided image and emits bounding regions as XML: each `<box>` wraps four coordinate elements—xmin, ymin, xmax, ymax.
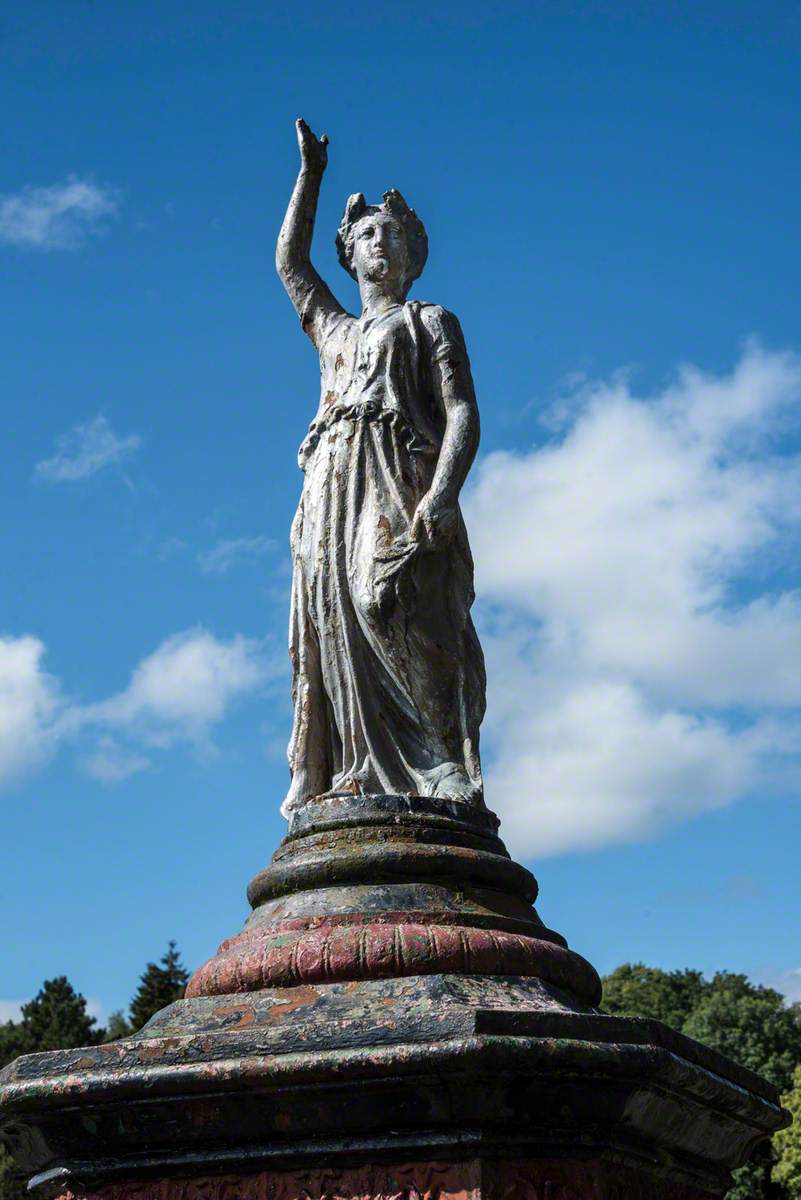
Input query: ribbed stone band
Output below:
<box><xmin>187</xmin><ymin>919</ymin><xmax>602</xmax><ymax>1004</ymax></box>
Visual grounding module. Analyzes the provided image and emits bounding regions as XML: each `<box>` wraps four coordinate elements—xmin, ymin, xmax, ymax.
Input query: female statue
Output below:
<box><xmin>276</xmin><ymin>119</ymin><xmax>486</xmax><ymax>816</ymax></box>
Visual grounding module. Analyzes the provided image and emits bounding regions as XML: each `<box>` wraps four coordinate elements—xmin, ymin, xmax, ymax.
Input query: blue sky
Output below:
<box><xmin>2</xmin><ymin>0</ymin><xmax>801</xmax><ymax>1022</ymax></box>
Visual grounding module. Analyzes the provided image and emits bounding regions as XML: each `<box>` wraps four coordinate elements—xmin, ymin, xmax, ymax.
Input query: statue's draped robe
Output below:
<box><xmin>285</xmin><ymin>297</ymin><xmax>485</xmax><ymax>812</ymax></box>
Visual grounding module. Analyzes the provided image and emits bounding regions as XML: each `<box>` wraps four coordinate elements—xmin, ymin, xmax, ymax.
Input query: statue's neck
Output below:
<box><xmin>358</xmin><ymin>279</ymin><xmax>406</xmax><ymax>318</ymax></box>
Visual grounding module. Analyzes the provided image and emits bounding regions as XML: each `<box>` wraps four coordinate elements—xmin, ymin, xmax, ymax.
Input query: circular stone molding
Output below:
<box><xmin>187</xmin><ymin>920</ymin><xmax>602</xmax><ymax>1005</ymax></box>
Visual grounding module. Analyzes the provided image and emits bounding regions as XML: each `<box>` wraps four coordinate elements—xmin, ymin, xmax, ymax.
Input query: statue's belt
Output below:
<box><xmin>299</xmin><ymin>400</ymin><xmax>436</xmax><ymax>461</ymax></box>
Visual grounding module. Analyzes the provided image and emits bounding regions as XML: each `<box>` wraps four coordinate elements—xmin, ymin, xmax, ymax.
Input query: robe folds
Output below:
<box><xmin>283</xmin><ymin>298</ymin><xmax>486</xmax><ymax>815</ymax></box>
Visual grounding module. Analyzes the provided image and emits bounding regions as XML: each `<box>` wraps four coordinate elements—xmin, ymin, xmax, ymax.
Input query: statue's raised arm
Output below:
<box><xmin>276</xmin><ymin>119</ymin><xmax>346</xmax><ymax>345</ymax></box>
<box><xmin>280</xmin><ymin>121</ymin><xmax>486</xmax><ymax>819</ymax></box>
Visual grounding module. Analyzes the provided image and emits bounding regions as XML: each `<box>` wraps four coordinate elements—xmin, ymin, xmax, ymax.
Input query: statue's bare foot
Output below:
<box><xmin>423</xmin><ymin>763</ymin><xmax>482</xmax><ymax>805</ymax></box>
<box><xmin>328</xmin><ymin>761</ymin><xmax>371</xmax><ymax>797</ymax></box>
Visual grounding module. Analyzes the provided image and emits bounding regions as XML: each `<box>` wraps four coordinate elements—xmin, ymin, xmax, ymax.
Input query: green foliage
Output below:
<box><xmin>102</xmin><ymin>1010</ymin><xmax>132</xmax><ymax>1042</ymax></box>
<box><xmin>602</xmin><ymin>962</ymin><xmax>706</xmax><ymax>1030</ymax></box>
<box><xmin>684</xmin><ymin>974</ymin><xmax>801</xmax><ymax>1094</ymax></box>
<box><xmin>0</xmin><ymin>1148</ymin><xmax>27</xmax><ymax>1200</ymax></box>
<box><xmin>0</xmin><ymin>978</ymin><xmax>100</xmax><ymax>1071</ymax></box>
<box><xmin>128</xmin><ymin>940</ymin><xmax>189</xmax><ymax>1032</ymax></box>
<box><xmin>727</xmin><ymin>1144</ymin><xmax>782</xmax><ymax>1200</ymax></box>
<box><xmin>17</xmin><ymin>977</ymin><xmax>101</xmax><ymax>1057</ymax></box>
<box><xmin>0</xmin><ymin>1024</ymin><xmax>28</xmax><ymax>1072</ymax></box>
<box><xmin>775</xmin><ymin>1063</ymin><xmax>801</xmax><ymax>1198</ymax></box>
<box><xmin>602</xmin><ymin>963</ymin><xmax>801</xmax><ymax>1200</ymax></box>
<box><xmin>0</xmin><ymin>948</ymin><xmax>189</xmax><ymax>1200</ymax></box>
<box><xmin>0</xmin><ymin>978</ymin><xmax>100</xmax><ymax>1200</ymax></box>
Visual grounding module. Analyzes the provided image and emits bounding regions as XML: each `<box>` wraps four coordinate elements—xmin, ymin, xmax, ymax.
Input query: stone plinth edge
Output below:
<box><xmin>0</xmin><ymin>975</ymin><xmax>787</xmax><ymax>1199</ymax></box>
<box><xmin>48</xmin><ymin>1156</ymin><xmax>727</xmax><ymax>1200</ymax></box>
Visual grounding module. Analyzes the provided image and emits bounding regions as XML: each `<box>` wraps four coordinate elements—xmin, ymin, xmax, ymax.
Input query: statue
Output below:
<box><xmin>276</xmin><ymin>119</ymin><xmax>486</xmax><ymax>816</ymax></box>
<box><xmin>0</xmin><ymin>126</ymin><xmax>785</xmax><ymax>1200</ymax></box>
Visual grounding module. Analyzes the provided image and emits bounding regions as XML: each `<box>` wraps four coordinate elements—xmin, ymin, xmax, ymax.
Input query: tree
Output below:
<box><xmin>602</xmin><ymin>964</ymin><xmax>801</xmax><ymax>1200</ymax></box>
<box><xmin>0</xmin><ymin>1022</ymin><xmax>28</xmax><ymax>1200</ymax></box>
<box><xmin>14</xmin><ymin>977</ymin><xmax>101</xmax><ymax>1056</ymax></box>
<box><xmin>683</xmin><ymin>974</ymin><xmax>801</xmax><ymax>1094</ymax></box>
<box><xmin>0</xmin><ymin>978</ymin><xmax>100</xmax><ymax>1200</ymax></box>
<box><xmin>0</xmin><ymin>1151</ymin><xmax>26</xmax><ymax>1200</ymax></box>
<box><xmin>680</xmin><ymin>976</ymin><xmax>798</xmax><ymax>1200</ymax></box>
<box><xmin>0</xmin><ymin>953</ymin><xmax>190</xmax><ymax>1200</ymax></box>
<box><xmin>128</xmin><ymin>941</ymin><xmax>189</xmax><ymax>1031</ymax></box>
<box><xmin>0</xmin><ymin>1022</ymin><xmax>29</xmax><ymax>1070</ymax></box>
<box><xmin>774</xmin><ymin>1063</ymin><xmax>801</xmax><ymax>1199</ymax></box>
<box><xmin>602</xmin><ymin>962</ymin><xmax>706</xmax><ymax>1030</ymax></box>
<box><xmin>102</xmin><ymin>1010</ymin><xmax>132</xmax><ymax>1042</ymax></box>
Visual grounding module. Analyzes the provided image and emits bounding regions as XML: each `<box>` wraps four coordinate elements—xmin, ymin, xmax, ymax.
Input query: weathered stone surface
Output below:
<box><xmin>186</xmin><ymin>922</ymin><xmax>598</xmax><ymax>998</ymax></box>
<box><xmin>49</xmin><ymin>1157</ymin><xmax>728</xmax><ymax>1200</ymax></box>
<box><xmin>276</xmin><ymin>119</ymin><xmax>485</xmax><ymax>816</ymax></box>
<box><xmin>0</xmin><ymin>976</ymin><xmax>786</xmax><ymax>1197</ymax></box>
<box><xmin>186</xmin><ymin>793</ymin><xmax>598</xmax><ymax>1004</ymax></box>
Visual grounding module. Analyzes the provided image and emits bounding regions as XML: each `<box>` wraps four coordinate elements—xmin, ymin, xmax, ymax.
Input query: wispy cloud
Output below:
<box><xmin>80</xmin><ymin>737</ymin><xmax>150</xmax><ymax>784</ymax></box>
<box><xmin>197</xmin><ymin>535</ymin><xmax>277</xmax><ymax>574</ymax></box>
<box><xmin>465</xmin><ymin>341</ymin><xmax>801</xmax><ymax>858</ymax></box>
<box><xmin>35</xmin><ymin>414</ymin><xmax>141</xmax><ymax>484</ymax></box>
<box><xmin>157</xmin><ymin>536</ymin><xmax>190</xmax><ymax>561</ymax></box>
<box><xmin>0</xmin><ymin>175</ymin><xmax>119</xmax><ymax>251</ymax></box>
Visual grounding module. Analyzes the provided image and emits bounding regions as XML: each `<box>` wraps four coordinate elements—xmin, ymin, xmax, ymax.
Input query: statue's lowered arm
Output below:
<box><xmin>412</xmin><ymin>338</ymin><xmax>480</xmax><ymax>547</ymax></box>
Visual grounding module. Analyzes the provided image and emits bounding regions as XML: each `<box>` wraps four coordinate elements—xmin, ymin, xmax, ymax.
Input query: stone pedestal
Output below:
<box><xmin>0</xmin><ymin>794</ymin><xmax>788</xmax><ymax>1198</ymax></box>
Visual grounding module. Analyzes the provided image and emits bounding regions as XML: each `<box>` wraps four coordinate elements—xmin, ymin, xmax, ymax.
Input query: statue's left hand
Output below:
<box><xmin>411</xmin><ymin>494</ymin><xmax>458</xmax><ymax>547</ymax></box>
<box><xmin>296</xmin><ymin>117</ymin><xmax>329</xmax><ymax>176</ymax></box>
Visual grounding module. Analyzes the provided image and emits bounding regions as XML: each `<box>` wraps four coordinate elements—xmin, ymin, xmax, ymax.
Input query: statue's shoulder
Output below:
<box><xmin>406</xmin><ymin>301</ymin><xmax>464</xmax><ymax>345</ymax></box>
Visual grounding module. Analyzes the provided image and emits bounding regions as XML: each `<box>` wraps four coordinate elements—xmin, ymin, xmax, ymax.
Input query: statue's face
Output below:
<box><xmin>351</xmin><ymin>213</ymin><xmax>408</xmax><ymax>291</ymax></box>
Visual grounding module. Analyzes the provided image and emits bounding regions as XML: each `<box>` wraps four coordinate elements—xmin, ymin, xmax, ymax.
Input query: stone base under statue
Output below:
<box><xmin>0</xmin><ymin>795</ymin><xmax>788</xmax><ymax>1197</ymax></box>
<box><xmin>0</xmin><ymin>975</ymin><xmax>784</xmax><ymax>1200</ymax></box>
<box><xmin>51</xmin><ymin>1157</ymin><xmax>725</xmax><ymax>1200</ymax></box>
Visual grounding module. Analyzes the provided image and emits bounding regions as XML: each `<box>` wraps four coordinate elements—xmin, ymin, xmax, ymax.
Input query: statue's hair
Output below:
<box><xmin>336</xmin><ymin>189</ymin><xmax>428</xmax><ymax>293</ymax></box>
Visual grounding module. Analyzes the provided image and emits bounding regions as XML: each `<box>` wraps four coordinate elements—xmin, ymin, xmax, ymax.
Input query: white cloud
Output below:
<box><xmin>85</xmin><ymin>997</ymin><xmax>108</xmax><ymax>1025</ymax></box>
<box><xmin>752</xmin><ymin>967</ymin><xmax>801</xmax><ymax>1004</ymax></box>
<box><xmin>0</xmin><ymin>629</ymin><xmax>269</xmax><ymax>791</ymax></box>
<box><xmin>197</xmin><ymin>535</ymin><xmax>276</xmax><ymax>574</ymax></box>
<box><xmin>465</xmin><ymin>342</ymin><xmax>801</xmax><ymax>857</ymax></box>
<box><xmin>0</xmin><ymin>636</ymin><xmax>61</xmax><ymax>787</ymax></box>
<box><xmin>0</xmin><ymin>176</ymin><xmax>119</xmax><ymax>251</ymax></box>
<box><xmin>777</xmin><ymin>969</ymin><xmax>801</xmax><ymax>1003</ymax></box>
<box><xmin>76</xmin><ymin>628</ymin><xmax>269</xmax><ymax>747</ymax></box>
<box><xmin>35</xmin><ymin>414</ymin><xmax>141</xmax><ymax>483</ymax></box>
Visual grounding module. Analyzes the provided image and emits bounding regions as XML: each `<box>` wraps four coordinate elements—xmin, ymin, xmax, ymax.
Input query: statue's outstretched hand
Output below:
<box><xmin>296</xmin><ymin>117</ymin><xmax>328</xmax><ymax>175</ymax></box>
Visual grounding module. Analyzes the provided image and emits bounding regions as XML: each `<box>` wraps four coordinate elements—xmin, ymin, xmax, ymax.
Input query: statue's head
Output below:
<box><xmin>336</xmin><ymin>190</ymin><xmax>428</xmax><ymax>298</ymax></box>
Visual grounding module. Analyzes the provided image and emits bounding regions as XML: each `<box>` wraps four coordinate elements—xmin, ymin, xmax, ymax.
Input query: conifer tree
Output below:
<box><xmin>15</xmin><ymin>977</ymin><xmax>101</xmax><ymax>1053</ymax></box>
<box><xmin>0</xmin><ymin>978</ymin><xmax>100</xmax><ymax>1200</ymax></box>
<box><xmin>128</xmin><ymin>941</ymin><xmax>189</xmax><ymax>1031</ymax></box>
<box><xmin>102</xmin><ymin>1010</ymin><xmax>132</xmax><ymax>1042</ymax></box>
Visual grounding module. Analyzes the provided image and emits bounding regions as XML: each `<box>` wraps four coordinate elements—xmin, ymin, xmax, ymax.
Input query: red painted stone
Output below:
<box><xmin>53</xmin><ymin>1156</ymin><xmax>719</xmax><ymax>1200</ymax></box>
<box><xmin>186</xmin><ymin>919</ymin><xmax>601</xmax><ymax>1005</ymax></box>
